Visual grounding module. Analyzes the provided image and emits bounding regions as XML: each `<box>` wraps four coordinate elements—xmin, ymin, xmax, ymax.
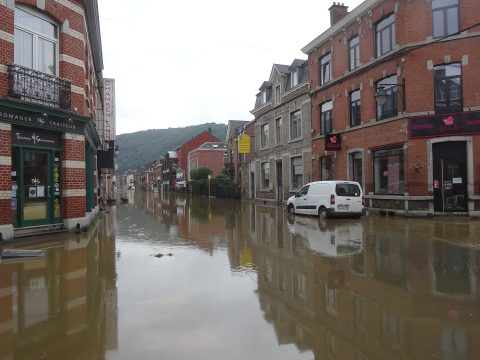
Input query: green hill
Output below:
<box><xmin>116</xmin><ymin>123</ymin><xmax>227</xmax><ymax>174</ymax></box>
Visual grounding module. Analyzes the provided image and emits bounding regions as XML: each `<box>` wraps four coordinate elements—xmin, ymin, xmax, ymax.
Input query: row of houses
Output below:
<box><xmin>226</xmin><ymin>0</ymin><xmax>480</xmax><ymax>217</ymax></box>
<box><xmin>0</xmin><ymin>0</ymin><xmax>116</xmax><ymax>241</ymax></box>
<box><xmin>124</xmin><ymin>0</ymin><xmax>479</xmax><ymax>218</ymax></box>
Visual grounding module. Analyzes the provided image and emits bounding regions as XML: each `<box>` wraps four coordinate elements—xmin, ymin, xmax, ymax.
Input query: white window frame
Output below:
<box><xmin>261</xmin><ymin>161</ymin><xmax>270</xmax><ymax>189</ymax></box>
<box><xmin>320</xmin><ymin>53</ymin><xmax>331</xmax><ymax>85</ymax></box>
<box><xmin>275</xmin><ymin>117</ymin><xmax>282</xmax><ymax>145</ymax></box>
<box><xmin>14</xmin><ymin>5</ymin><xmax>59</xmax><ymax>76</ymax></box>
<box><xmin>290</xmin><ymin>110</ymin><xmax>302</xmax><ymax>141</ymax></box>
<box><xmin>260</xmin><ymin>123</ymin><xmax>269</xmax><ymax>149</ymax></box>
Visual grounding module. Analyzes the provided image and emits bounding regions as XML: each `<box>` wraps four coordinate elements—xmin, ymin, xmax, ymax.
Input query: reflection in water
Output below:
<box><xmin>0</xmin><ymin>210</ymin><xmax>117</xmax><ymax>360</ymax></box>
<box><xmin>3</xmin><ymin>191</ymin><xmax>480</xmax><ymax>359</ymax></box>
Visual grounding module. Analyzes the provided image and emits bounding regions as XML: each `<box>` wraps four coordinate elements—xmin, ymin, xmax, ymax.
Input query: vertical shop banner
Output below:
<box><xmin>104</xmin><ymin>78</ymin><xmax>116</xmax><ymax>141</ymax></box>
<box><xmin>238</xmin><ymin>134</ymin><xmax>251</xmax><ymax>154</ymax></box>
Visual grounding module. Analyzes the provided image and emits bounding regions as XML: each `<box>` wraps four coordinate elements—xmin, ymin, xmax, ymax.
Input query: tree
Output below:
<box><xmin>196</xmin><ymin>167</ymin><xmax>212</xmax><ymax>180</ymax></box>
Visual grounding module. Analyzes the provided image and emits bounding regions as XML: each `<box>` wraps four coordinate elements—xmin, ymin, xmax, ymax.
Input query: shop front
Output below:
<box><xmin>0</xmin><ymin>101</ymin><xmax>99</xmax><ymax>239</ymax></box>
<box><xmin>410</xmin><ymin>110</ymin><xmax>480</xmax><ymax>216</ymax></box>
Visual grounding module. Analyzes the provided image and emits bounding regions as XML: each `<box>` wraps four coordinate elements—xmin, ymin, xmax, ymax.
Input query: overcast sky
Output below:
<box><xmin>98</xmin><ymin>0</ymin><xmax>364</xmax><ymax>135</ymax></box>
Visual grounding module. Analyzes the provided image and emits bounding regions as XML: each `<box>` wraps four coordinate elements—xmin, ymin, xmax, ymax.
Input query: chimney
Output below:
<box><xmin>329</xmin><ymin>2</ymin><xmax>349</xmax><ymax>26</ymax></box>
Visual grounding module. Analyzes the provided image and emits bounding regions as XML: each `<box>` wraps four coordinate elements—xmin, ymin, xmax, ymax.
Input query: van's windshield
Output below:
<box><xmin>335</xmin><ymin>183</ymin><xmax>361</xmax><ymax>197</ymax></box>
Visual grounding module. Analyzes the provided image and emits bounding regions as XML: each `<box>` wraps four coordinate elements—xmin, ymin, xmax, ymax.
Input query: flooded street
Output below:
<box><xmin>2</xmin><ymin>192</ymin><xmax>480</xmax><ymax>359</ymax></box>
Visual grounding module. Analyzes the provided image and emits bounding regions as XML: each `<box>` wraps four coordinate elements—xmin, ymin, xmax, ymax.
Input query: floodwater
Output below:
<box><xmin>2</xmin><ymin>192</ymin><xmax>480</xmax><ymax>359</ymax></box>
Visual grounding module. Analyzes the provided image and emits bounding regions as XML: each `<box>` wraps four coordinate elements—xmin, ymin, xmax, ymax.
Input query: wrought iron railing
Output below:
<box><xmin>8</xmin><ymin>64</ymin><xmax>71</xmax><ymax>110</ymax></box>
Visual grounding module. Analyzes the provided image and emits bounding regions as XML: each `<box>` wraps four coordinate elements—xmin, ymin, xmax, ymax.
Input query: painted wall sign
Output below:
<box><xmin>0</xmin><ymin>106</ymin><xmax>85</xmax><ymax>134</ymax></box>
<box><xmin>325</xmin><ymin>133</ymin><xmax>341</xmax><ymax>151</ymax></box>
<box><xmin>104</xmin><ymin>78</ymin><xmax>116</xmax><ymax>141</ymax></box>
<box><xmin>409</xmin><ymin>111</ymin><xmax>480</xmax><ymax>138</ymax></box>
<box><xmin>11</xmin><ymin>128</ymin><xmax>60</xmax><ymax>149</ymax></box>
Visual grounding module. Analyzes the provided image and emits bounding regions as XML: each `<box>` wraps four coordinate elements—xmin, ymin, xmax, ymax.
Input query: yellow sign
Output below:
<box><xmin>238</xmin><ymin>134</ymin><xmax>250</xmax><ymax>154</ymax></box>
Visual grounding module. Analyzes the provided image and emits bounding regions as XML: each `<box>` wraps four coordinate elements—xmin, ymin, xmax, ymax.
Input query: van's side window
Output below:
<box><xmin>298</xmin><ymin>185</ymin><xmax>310</xmax><ymax>197</ymax></box>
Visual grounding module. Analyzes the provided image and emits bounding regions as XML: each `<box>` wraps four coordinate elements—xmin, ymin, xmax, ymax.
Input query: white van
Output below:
<box><xmin>287</xmin><ymin>181</ymin><xmax>364</xmax><ymax>219</ymax></box>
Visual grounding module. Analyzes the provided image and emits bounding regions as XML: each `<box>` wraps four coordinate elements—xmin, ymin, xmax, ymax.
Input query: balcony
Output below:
<box><xmin>8</xmin><ymin>64</ymin><xmax>71</xmax><ymax>110</ymax></box>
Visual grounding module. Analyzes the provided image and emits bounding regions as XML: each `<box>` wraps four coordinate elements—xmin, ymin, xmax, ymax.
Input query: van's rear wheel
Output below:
<box><xmin>318</xmin><ymin>207</ymin><xmax>327</xmax><ymax>220</ymax></box>
<box><xmin>287</xmin><ymin>204</ymin><xmax>295</xmax><ymax>215</ymax></box>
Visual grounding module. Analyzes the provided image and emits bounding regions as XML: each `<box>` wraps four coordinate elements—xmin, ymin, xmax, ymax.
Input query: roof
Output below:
<box><xmin>302</xmin><ymin>0</ymin><xmax>380</xmax><ymax>54</ymax></box>
<box><xmin>274</xmin><ymin>64</ymin><xmax>290</xmax><ymax>75</ymax></box>
<box><xmin>192</xmin><ymin>142</ymin><xmax>227</xmax><ymax>151</ymax></box>
<box><xmin>227</xmin><ymin>120</ymin><xmax>249</xmax><ymax>140</ymax></box>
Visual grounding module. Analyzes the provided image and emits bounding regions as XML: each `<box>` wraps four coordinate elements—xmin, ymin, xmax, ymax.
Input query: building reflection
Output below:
<box><xmin>0</xmin><ymin>210</ymin><xmax>117</xmax><ymax>360</ymax></box>
<box><xmin>228</xmin><ymin>202</ymin><xmax>480</xmax><ymax>359</ymax></box>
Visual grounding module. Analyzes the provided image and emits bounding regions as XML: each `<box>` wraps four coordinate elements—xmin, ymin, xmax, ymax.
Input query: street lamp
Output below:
<box><xmin>375</xmin><ymin>80</ymin><xmax>405</xmax><ymax>111</ymax></box>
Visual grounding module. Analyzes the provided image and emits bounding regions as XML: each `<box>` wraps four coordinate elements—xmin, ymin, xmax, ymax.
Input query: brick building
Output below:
<box><xmin>302</xmin><ymin>0</ymin><xmax>480</xmax><ymax>216</ymax></box>
<box><xmin>187</xmin><ymin>142</ymin><xmax>227</xmax><ymax>180</ymax></box>
<box><xmin>174</xmin><ymin>130</ymin><xmax>219</xmax><ymax>189</ymax></box>
<box><xmin>0</xmin><ymin>0</ymin><xmax>108</xmax><ymax>240</ymax></box>
<box><xmin>250</xmin><ymin>60</ymin><xmax>312</xmax><ymax>203</ymax></box>
<box><xmin>225</xmin><ymin>120</ymin><xmax>250</xmax><ymax>196</ymax></box>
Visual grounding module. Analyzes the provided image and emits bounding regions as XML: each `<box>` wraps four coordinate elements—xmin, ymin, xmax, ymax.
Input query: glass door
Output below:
<box><xmin>433</xmin><ymin>142</ymin><xmax>467</xmax><ymax>213</ymax></box>
<box><xmin>20</xmin><ymin>149</ymin><xmax>54</xmax><ymax>226</ymax></box>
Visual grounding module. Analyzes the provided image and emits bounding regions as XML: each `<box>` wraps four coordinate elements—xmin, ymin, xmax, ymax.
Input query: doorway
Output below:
<box><xmin>276</xmin><ymin>160</ymin><xmax>283</xmax><ymax>203</ymax></box>
<box><xmin>433</xmin><ymin>142</ymin><xmax>467</xmax><ymax>212</ymax></box>
<box><xmin>12</xmin><ymin>148</ymin><xmax>62</xmax><ymax>227</ymax></box>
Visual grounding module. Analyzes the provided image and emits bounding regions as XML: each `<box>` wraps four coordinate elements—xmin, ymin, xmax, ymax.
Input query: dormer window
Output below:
<box><xmin>261</xmin><ymin>90</ymin><xmax>267</xmax><ymax>104</ymax></box>
<box><xmin>291</xmin><ymin>69</ymin><xmax>299</xmax><ymax>88</ymax></box>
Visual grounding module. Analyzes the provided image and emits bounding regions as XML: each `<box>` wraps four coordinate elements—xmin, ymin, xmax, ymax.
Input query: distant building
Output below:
<box><xmin>225</xmin><ymin>120</ymin><xmax>250</xmax><ymax>196</ymax></box>
<box><xmin>187</xmin><ymin>142</ymin><xmax>227</xmax><ymax>179</ymax></box>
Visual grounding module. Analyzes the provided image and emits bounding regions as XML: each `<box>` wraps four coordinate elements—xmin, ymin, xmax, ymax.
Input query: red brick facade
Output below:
<box><xmin>303</xmin><ymin>0</ymin><xmax>480</xmax><ymax>216</ymax></box>
<box><xmin>0</xmin><ymin>0</ymin><xmax>105</xmax><ymax>238</ymax></box>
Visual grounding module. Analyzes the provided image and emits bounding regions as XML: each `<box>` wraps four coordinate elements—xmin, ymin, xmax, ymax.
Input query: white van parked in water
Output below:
<box><xmin>287</xmin><ymin>181</ymin><xmax>364</xmax><ymax>219</ymax></box>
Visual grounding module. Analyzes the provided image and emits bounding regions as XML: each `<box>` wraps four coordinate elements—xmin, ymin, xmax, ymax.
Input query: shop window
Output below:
<box><xmin>376</xmin><ymin>75</ymin><xmax>398</xmax><ymax>120</ymax></box>
<box><xmin>349</xmin><ymin>35</ymin><xmax>360</xmax><ymax>70</ymax></box>
<box><xmin>376</xmin><ymin>13</ymin><xmax>395</xmax><ymax>57</ymax></box>
<box><xmin>14</xmin><ymin>6</ymin><xmax>58</xmax><ymax>75</ymax></box>
<box><xmin>350</xmin><ymin>89</ymin><xmax>361</xmax><ymax>127</ymax></box>
<box><xmin>434</xmin><ymin>63</ymin><xmax>462</xmax><ymax>114</ymax></box>
<box><xmin>290</xmin><ymin>110</ymin><xmax>302</xmax><ymax>140</ymax></box>
<box><xmin>432</xmin><ymin>0</ymin><xmax>459</xmax><ymax>38</ymax></box>
<box><xmin>261</xmin><ymin>162</ymin><xmax>270</xmax><ymax>189</ymax></box>
<box><xmin>320</xmin><ymin>100</ymin><xmax>333</xmax><ymax>135</ymax></box>
<box><xmin>374</xmin><ymin>148</ymin><xmax>404</xmax><ymax>194</ymax></box>
<box><xmin>320</xmin><ymin>156</ymin><xmax>334</xmax><ymax>180</ymax></box>
<box><xmin>291</xmin><ymin>156</ymin><xmax>303</xmax><ymax>190</ymax></box>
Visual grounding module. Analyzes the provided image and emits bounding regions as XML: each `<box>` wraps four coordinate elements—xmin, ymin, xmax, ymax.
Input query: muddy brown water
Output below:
<box><xmin>1</xmin><ymin>191</ymin><xmax>480</xmax><ymax>359</ymax></box>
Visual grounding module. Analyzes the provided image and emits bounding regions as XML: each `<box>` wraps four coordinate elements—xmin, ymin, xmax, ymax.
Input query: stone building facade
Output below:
<box><xmin>250</xmin><ymin>60</ymin><xmax>312</xmax><ymax>203</ymax></box>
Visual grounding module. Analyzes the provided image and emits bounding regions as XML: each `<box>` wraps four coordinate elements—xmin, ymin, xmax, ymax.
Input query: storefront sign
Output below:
<box><xmin>325</xmin><ymin>133</ymin><xmax>341</xmax><ymax>151</ymax></box>
<box><xmin>104</xmin><ymin>78</ymin><xmax>116</xmax><ymax>141</ymax></box>
<box><xmin>0</xmin><ymin>106</ymin><xmax>85</xmax><ymax>134</ymax></box>
<box><xmin>11</xmin><ymin>128</ymin><xmax>60</xmax><ymax>149</ymax></box>
<box><xmin>409</xmin><ymin>111</ymin><xmax>480</xmax><ymax>139</ymax></box>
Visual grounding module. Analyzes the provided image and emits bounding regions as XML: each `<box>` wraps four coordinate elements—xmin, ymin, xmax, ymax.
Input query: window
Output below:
<box><xmin>14</xmin><ymin>6</ymin><xmax>58</xmax><ymax>75</ymax></box>
<box><xmin>260</xmin><ymin>123</ymin><xmax>269</xmax><ymax>148</ymax></box>
<box><xmin>350</xmin><ymin>89</ymin><xmax>361</xmax><ymax>127</ymax></box>
<box><xmin>297</xmin><ymin>184</ymin><xmax>309</xmax><ymax>197</ymax></box>
<box><xmin>434</xmin><ymin>63</ymin><xmax>462</xmax><ymax>114</ymax></box>
<box><xmin>376</xmin><ymin>75</ymin><xmax>398</xmax><ymax>120</ymax></box>
<box><xmin>261</xmin><ymin>90</ymin><xmax>267</xmax><ymax>104</ymax></box>
<box><xmin>291</xmin><ymin>70</ymin><xmax>299</xmax><ymax>88</ymax></box>
<box><xmin>349</xmin><ymin>151</ymin><xmax>363</xmax><ymax>188</ymax></box>
<box><xmin>374</xmin><ymin>148</ymin><xmax>404</xmax><ymax>194</ymax></box>
<box><xmin>349</xmin><ymin>36</ymin><xmax>360</xmax><ymax>70</ymax></box>
<box><xmin>376</xmin><ymin>14</ymin><xmax>395</xmax><ymax>57</ymax></box>
<box><xmin>320</xmin><ymin>156</ymin><xmax>334</xmax><ymax>180</ymax></box>
<box><xmin>275</xmin><ymin>85</ymin><xmax>281</xmax><ymax>104</ymax></box>
<box><xmin>261</xmin><ymin>162</ymin><xmax>270</xmax><ymax>189</ymax></box>
<box><xmin>290</xmin><ymin>110</ymin><xmax>302</xmax><ymax>140</ymax></box>
<box><xmin>291</xmin><ymin>156</ymin><xmax>303</xmax><ymax>190</ymax></box>
<box><xmin>319</xmin><ymin>53</ymin><xmax>331</xmax><ymax>85</ymax></box>
<box><xmin>275</xmin><ymin>117</ymin><xmax>282</xmax><ymax>144</ymax></box>
<box><xmin>320</xmin><ymin>101</ymin><xmax>333</xmax><ymax>135</ymax></box>
<box><xmin>433</xmin><ymin>0</ymin><xmax>459</xmax><ymax>38</ymax></box>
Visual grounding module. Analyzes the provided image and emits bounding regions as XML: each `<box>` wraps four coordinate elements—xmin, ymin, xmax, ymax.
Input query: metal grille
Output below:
<box><xmin>8</xmin><ymin>64</ymin><xmax>71</xmax><ymax>110</ymax></box>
